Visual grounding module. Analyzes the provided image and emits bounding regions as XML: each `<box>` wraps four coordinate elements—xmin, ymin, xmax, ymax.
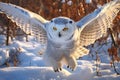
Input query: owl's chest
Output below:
<box><xmin>48</xmin><ymin>39</ymin><xmax>74</xmax><ymax>49</ymax></box>
<box><xmin>47</xmin><ymin>39</ymin><xmax>79</xmax><ymax>54</ymax></box>
<box><xmin>46</xmin><ymin>39</ymin><xmax>80</xmax><ymax>60</ymax></box>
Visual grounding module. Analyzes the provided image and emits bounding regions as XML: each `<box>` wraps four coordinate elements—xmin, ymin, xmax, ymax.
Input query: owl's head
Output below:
<box><xmin>47</xmin><ymin>17</ymin><xmax>77</xmax><ymax>42</ymax></box>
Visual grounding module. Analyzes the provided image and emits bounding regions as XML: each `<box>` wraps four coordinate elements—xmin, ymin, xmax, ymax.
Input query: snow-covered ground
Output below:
<box><xmin>0</xmin><ymin>35</ymin><xmax>120</xmax><ymax>80</ymax></box>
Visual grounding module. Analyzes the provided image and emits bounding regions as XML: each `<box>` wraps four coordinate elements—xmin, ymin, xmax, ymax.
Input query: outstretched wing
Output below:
<box><xmin>0</xmin><ymin>2</ymin><xmax>49</xmax><ymax>44</ymax></box>
<box><xmin>77</xmin><ymin>0</ymin><xmax>120</xmax><ymax>46</ymax></box>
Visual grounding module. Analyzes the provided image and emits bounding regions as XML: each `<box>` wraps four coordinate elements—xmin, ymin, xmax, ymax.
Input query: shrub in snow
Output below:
<box><xmin>0</xmin><ymin>47</ymin><xmax>21</xmax><ymax>66</ymax></box>
<box><xmin>0</xmin><ymin>49</ymin><xmax>9</xmax><ymax>66</ymax></box>
<box><xmin>9</xmin><ymin>47</ymin><xmax>21</xmax><ymax>66</ymax></box>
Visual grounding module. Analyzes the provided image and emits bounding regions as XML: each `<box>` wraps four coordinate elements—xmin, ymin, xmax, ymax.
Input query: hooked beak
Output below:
<box><xmin>58</xmin><ymin>32</ymin><xmax>62</xmax><ymax>37</ymax></box>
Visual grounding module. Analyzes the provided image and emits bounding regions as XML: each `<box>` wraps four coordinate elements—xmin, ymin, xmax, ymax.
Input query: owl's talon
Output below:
<box><xmin>54</xmin><ymin>69</ymin><xmax>59</xmax><ymax>72</ymax></box>
<box><xmin>67</xmin><ymin>66</ymin><xmax>69</xmax><ymax>68</ymax></box>
<box><xmin>54</xmin><ymin>68</ymin><xmax>63</xmax><ymax>72</ymax></box>
<box><xmin>54</xmin><ymin>70</ymin><xmax>56</xmax><ymax>72</ymax></box>
<box><xmin>60</xmin><ymin>68</ymin><xmax>62</xmax><ymax>71</ymax></box>
<box><xmin>67</xmin><ymin>65</ymin><xmax>75</xmax><ymax>71</ymax></box>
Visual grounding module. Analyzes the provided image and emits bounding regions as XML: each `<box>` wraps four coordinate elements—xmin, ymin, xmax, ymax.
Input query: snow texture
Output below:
<box><xmin>0</xmin><ymin>67</ymin><xmax>93</xmax><ymax>80</ymax></box>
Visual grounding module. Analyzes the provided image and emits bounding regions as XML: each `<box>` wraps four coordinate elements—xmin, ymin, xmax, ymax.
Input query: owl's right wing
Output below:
<box><xmin>77</xmin><ymin>0</ymin><xmax>120</xmax><ymax>46</ymax></box>
<box><xmin>0</xmin><ymin>2</ymin><xmax>49</xmax><ymax>44</ymax></box>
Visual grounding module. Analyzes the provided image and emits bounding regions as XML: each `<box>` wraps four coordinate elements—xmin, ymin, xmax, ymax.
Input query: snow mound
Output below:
<box><xmin>67</xmin><ymin>67</ymin><xmax>94</xmax><ymax>80</ymax></box>
<box><xmin>0</xmin><ymin>67</ymin><xmax>94</xmax><ymax>80</ymax></box>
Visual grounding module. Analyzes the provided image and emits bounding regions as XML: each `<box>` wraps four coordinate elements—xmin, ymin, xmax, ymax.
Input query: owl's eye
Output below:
<box><xmin>69</xmin><ymin>21</ymin><xmax>72</xmax><ymax>24</ymax></box>
<box><xmin>63</xmin><ymin>27</ymin><xmax>69</xmax><ymax>31</ymax></box>
<box><xmin>53</xmin><ymin>27</ymin><xmax>57</xmax><ymax>31</ymax></box>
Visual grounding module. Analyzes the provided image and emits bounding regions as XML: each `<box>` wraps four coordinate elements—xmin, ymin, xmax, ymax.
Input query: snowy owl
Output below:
<box><xmin>0</xmin><ymin>0</ymin><xmax>120</xmax><ymax>72</ymax></box>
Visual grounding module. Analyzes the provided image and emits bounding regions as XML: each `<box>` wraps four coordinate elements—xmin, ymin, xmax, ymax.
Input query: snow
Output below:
<box><xmin>0</xmin><ymin>49</ymin><xmax>9</xmax><ymax>65</ymax></box>
<box><xmin>67</xmin><ymin>0</ymin><xmax>73</xmax><ymax>6</ymax></box>
<box><xmin>0</xmin><ymin>67</ymin><xmax>93</xmax><ymax>80</ymax></box>
<box><xmin>61</xmin><ymin>0</ymin><xmax>66</xmax><ymax>3</ymax></box>
<box><xmin>85</xmin><ymin>0</ymin><xmax>92</xmax><ymax>4</ymax></box>
<box><xmin>61</xmin><ymin>0</ymin><xmax>73</xmax><ymax>6</ymax></box>
<box><xmin>0</xmin><ymin>35</ymin><xmax>6</xmax><ymax>46</ymax></box>
<box><xmin>97</xmin><ymin>4</ymin><xmax>102</xmax><ymax>8</ymax></box>
<box><xmin>0</xmin><ymin>35</ymin><xmax>120</xmax><ymax>80</ymax></box>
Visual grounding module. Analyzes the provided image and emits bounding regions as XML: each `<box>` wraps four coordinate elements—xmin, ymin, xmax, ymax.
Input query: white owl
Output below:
<box><xmin>0</xmin><ymin>0</ymin><xmax>120</xmax><ymax>72</ymax></box>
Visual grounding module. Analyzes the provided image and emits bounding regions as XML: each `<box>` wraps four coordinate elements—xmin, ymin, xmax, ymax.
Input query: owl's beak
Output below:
<box><xmin>58</xmin><ymin>32</ymin><xmax>62</xmax><ymax>37</ymax></box>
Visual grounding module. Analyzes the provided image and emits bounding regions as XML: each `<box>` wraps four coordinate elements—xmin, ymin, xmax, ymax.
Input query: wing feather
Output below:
<box><xmin>77</xmin><ymin>0</ymin><xmax>120</xmax><ymax>46</ymax></box>
<box><xmin>0</xmin><ymin>2</ymin><xmax>49</xmax><ymax>44</ymax></box>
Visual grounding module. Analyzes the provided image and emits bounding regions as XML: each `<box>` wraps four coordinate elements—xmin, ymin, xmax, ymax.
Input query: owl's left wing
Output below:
<box><xmin>0</xmin><ymin>2</ymin><xmax>49</xmax><ymax>44</ymax></box>
<box><xmin>77</xmin><ymin>0</ymin><xmax>120</xmax><ymax>46</ymax></box>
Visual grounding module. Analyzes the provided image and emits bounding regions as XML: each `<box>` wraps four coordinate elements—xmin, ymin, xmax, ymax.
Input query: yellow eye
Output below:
<box><xmin>53</xmin><ymin>27</ymin><xmax>57</xmax><ymax>31</ymax></box>
<box><xmin>63</xmin><ymin>27</ymin><xmax>68</xmax><ymax>31</ymax></box>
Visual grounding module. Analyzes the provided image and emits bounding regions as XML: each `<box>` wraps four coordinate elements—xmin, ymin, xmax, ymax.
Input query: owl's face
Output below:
<box><xmin>47</xmin><ymin>17</ymin><xmax>76</xmax><ymax>42</ymax></box>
